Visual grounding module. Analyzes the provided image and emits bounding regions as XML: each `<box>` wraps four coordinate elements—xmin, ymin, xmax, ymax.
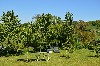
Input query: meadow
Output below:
<box><xmin>0</xmin><ymin>48</ymin><xmax>100</xmax><ymax>66</ymax></box>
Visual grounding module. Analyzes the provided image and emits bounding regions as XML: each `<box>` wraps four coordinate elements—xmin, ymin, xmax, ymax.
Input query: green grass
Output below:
<box><xmin>0</xmin><ymin>49</ymin><xmax>100</xmax><ymax>66</ymax></box>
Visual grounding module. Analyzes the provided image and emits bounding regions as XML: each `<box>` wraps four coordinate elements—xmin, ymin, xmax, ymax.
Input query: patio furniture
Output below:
<box><xmin>47</xmin><ymin>46</ymin><xmax>53</xmax><ymax>53</ymax></box>
<box><xmin>54</xmin><ymin>47</ymin><xmax>60</xmax><ymax>53</ymax></box>
<box><xmin>36</xmin><ymin>52</ymin><xmax>50</xmax><ymax>61</ymax></box>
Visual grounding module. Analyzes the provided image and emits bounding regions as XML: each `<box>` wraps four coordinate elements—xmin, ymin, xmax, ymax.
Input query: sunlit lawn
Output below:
<box><xmin>0</xmin><ymin>48</ymin><xmax>100</xmax><ymax>66</ymax></box>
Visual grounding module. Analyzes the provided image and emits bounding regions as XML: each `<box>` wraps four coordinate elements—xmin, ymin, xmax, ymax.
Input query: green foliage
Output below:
<box><xmin>0</xmin><ymin>10</ymin><xmax>22</xmax><ymax>55</ymax></box>
<box><xmin>91</xmin><ymin>20</ymin><xmax>100</xmax><ymax>27</ymax></box>
<box><xmin>88</xmin><ymin>40</ymin><xmax>100</xmax><ymax>57</ymax></box>
<box><xmin>0</xmin><ymin>11</ymin><xmax>75</xmax><ymax>54</ymax></box>
<box><xmin>73</xmin><ymin>20</ymin><xmax>97</xmax><ymax>48</ymax></box>
<box><xmin>32</xmin><ymin>13</ymin><xmax>64</xmax><ymax>51</ymax></box>
<box><xmin>0</xmin><ymin>10</ymin><xmax>100</xmax><ymax>56</ymax></box>
<box><xmin>65</xmin><ymin>12</ymin><xmax>73</xmax><ymax>26</ymax></box>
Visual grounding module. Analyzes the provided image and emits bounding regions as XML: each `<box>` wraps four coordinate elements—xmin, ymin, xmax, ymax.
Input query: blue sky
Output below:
<box><xmin>0</xmin><ymin>0</ymin><xmax>100</xmax><ymax>23</ymax></box>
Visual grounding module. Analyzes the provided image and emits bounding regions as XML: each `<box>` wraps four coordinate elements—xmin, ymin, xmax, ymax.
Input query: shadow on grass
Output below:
<box><xmin>17</xmin><ymin>59</ymin><xmax>25</xmax><ymax>61</ymax></box>
<box><xmin>17</xmin><ymin>59</ymin><xmax>36</xmax><ymax>62</ymax></box>
<box><xmin>60</xmin><ymin>55</ymin><xmax>70</xmax><ymax>59</ymax></box>
<box><xmin>60</xmin><ymin>55</ymin><xmax>66</xmax><ymax>57</ymax></box>
<box><xmin>17</xmin><ymin>58</ymin><xmax>47</xmax><ymax>62</ymax></box>
<box><xmin>40</xmin><ymin>59</ymin><xmax>46</xmax><ymax>61</ymax></box>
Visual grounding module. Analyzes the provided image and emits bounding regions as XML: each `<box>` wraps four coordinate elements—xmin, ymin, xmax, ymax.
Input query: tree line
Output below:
<box><xmin>0</xmin><ymin>10</ymin><xmax>100</xmax><ymax>56</ymax></box>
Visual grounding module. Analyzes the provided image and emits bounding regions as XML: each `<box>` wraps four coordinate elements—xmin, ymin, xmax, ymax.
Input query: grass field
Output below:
<box><xmin>0</xmin><ymin>48</ymin><xmax>100</xmax><ymax>66</ymax></box>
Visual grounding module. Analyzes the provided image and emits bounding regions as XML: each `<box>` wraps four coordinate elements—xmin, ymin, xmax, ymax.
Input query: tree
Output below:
<box><xmin>0</xmin><ymin>10</ymin><xmax>22</xmax><ymax>55</ymax></box>
<box><xmin>61</xmin><ymin>12</ymin><xmax>75</xmax><ymax>53</ymax></box>
<box><xmin>32</xmin><ymin>13</ymin><xmax>63</xmax><ymax>51</ymax></box>
<box><xmin>74</xmin><ymin>20</ymin><xmax>97</xmax><ymax>49</ymax></box>
<box><xmin>31</xmin><ymin>13</ymin><xmax>53</xmax><ymax>52</ymax></box>
<box><xmin>65</xmin><ymin>12</ymin><xmax>73</xmax><ymax>26</ymax></box>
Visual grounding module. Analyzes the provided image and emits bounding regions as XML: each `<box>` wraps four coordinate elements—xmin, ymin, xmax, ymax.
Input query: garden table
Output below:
<box><xmin>36</xmin><ymin>52</ymin><xmax>50</xmax><ymax>61</ymax></box>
